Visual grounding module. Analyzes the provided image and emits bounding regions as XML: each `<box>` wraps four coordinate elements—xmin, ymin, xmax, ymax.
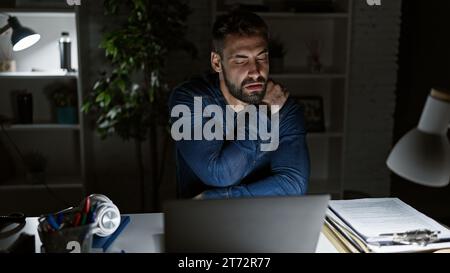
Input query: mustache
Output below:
<box><xmin>241</xmin><ymin>76</ymin><xmax>266</xmax><ymax>87</ymax></box>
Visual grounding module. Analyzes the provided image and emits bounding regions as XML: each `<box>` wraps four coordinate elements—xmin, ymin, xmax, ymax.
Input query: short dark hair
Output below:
<box><xmin>212</xmin><ymin>10</ymin><xmax>269</xmax><ymax>55</ymax></box>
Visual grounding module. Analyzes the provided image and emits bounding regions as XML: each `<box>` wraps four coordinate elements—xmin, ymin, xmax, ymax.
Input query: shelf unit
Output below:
<box><xmin>0</xmin><ymin>5</ymin><xmax>86</xmax><ymax>213</ymax></box>
<box><xmin>212</xmin><ymin>0</ymin><xmax>353</xmax><ymax>199</ymax></box>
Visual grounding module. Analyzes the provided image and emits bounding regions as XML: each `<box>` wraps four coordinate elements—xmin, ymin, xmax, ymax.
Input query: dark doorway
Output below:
<box><xmin>392</xmin><ymin>0</ymin><xmax>450</xmax><ymax>225</ymax></box>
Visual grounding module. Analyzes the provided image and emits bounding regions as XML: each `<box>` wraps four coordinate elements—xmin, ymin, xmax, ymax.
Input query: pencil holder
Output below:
<box><xmin>38</xmin><ymin>216</ymin><xmax>95</xmax><ymax>253</ymax></box>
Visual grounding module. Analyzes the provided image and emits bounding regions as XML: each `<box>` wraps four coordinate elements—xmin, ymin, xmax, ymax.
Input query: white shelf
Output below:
<box><xmin>0</xmin><ymin>71</ymin><xmax>78</xmax><ymax>79</ymax></box>
<box><xmin>0</xmin><ymin>176</ymin><xmax>84</xmax><ymax>191</ymax></box>
<box><xmin>0</xmin><ymin>7</ymin><xmax>76</xmax><ymax>13</ymax></box>
<box><xmin>271</xmin><ymin>73</ymin><xmax>346</xmax><ymax>80</ymax></box>
<box><xmin>270</xmin><ymin>67</ymin><xmax>347</xmax><ymax>79</ymax></box>
<box><xmin>4</xmin><ymin>124</ymin><xmax>80</xmax><ymax>131</ymax></box>
<box><xmin>216</xmin><ymin>12</ymin><xmax>349</xmax><ymax>19</ymax></box>
<box><xmin>0</xmin><ymin>183</ymin><xmax>83</xmax><ymax>191</ymax></box>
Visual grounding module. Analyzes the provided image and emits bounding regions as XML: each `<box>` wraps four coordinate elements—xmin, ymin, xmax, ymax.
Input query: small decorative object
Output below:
<box><xmin>45</xmin><ymin>81</ymin><xmax>77</xmax><ymax>124</ymax></box>
<box><xmin>269</xmin><ymin>37</ymin><xmax>287</xmax><ymax>73</ymax></box>
<box><xmin>294</xmin><ymin>96</ymin><xmax>325</xmax><ymax>132</ymax></box>
<box><xmin>58</xmin><ymin>32</ymin><xmax>72</xmax><ymax>72</ymax></box>
<box><xmin>23</xmin><ymin>150</ymin><xmax>47</xmax><ymax>185</ymax></box>
<box><xmin>0</xmin><ymin>46</ymin><xmax>16</xmax><ymax>72</ymax></box>
<box><xmin>0</xmin><ymin>60</ymin><xmax>16</xmax><ymax>72</ymax></box>
<box><xmin>305</xmin><ymin>38</ymin><xmax>324</xmax><ymax>73</ymax></box>
<box><xmin>16</xmin><ymin>90</ymin><xmax>33</xmax><ymax>124</ymax></box>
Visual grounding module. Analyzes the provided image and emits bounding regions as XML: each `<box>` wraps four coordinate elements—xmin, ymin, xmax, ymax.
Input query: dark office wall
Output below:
<box><xmin>392</xmin><ymin>0</ymin><xmax>450</xmax><ymax>224</ymax></box>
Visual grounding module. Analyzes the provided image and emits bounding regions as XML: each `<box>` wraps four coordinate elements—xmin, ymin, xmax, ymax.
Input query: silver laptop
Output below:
<box><xmin>163</xmin><ymin>195</ymin><xmax>330</xmax><ymax>253</ymax></box>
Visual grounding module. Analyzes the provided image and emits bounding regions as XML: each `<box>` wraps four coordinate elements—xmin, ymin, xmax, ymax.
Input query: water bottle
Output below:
<box><xmin>16</xmin><ymin>91</ymin><xmax>33</xmax><ymax>124</ymax></box>
<box><xmin>59</xmin><ymin>32</ymin><xmax>72</xmax><ymax>71</ymax></box>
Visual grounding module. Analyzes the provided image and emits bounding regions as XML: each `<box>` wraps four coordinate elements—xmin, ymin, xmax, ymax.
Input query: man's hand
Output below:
<box><xmin>262</xmin><ymin>80</ymin><xmax>289</xmax><ymax>114</ymax></box>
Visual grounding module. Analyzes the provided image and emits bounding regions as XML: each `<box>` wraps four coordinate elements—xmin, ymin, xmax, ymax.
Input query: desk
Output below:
<box><xmin>0</xmin><ymin>213</ymin><xmax>338</xmax><ymax>253</ymax></box>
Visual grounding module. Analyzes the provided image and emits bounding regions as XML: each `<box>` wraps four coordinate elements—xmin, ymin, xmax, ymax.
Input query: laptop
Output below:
<box><xmin>163</xmin><ymin>195</ymin><xmax>330</xmax><ymax>253</ymax></box>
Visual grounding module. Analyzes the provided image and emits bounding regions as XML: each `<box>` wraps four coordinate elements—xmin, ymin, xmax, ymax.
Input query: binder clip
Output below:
<box><xmin>385</xmin><ymin>229</ymin><xmax>440</xmax><ymax>246</ymax></box>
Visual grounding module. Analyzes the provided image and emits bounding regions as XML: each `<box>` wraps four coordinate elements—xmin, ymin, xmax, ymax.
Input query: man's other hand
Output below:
<box><xmin>262</xmin><ymin>80</ymin><xmax>289</xmax><ymax>114</ymax></box>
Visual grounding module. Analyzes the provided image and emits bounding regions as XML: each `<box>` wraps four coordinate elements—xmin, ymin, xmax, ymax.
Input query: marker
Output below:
<box><xmin>73</xmin><ymin>212</ymin><xmax>81</xmax><ymax>227</ymax></box>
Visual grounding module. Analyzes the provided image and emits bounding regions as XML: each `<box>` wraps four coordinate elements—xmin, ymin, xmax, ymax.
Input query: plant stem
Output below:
<box><xmin>135</xmin><ymin>138</ymin><xmax>145</xmax><ymax>211</ymax></box>
<box><xmin>148</xmin><ymin>119</ymin><xmax>159</xmax><ymax>211</ymax></box>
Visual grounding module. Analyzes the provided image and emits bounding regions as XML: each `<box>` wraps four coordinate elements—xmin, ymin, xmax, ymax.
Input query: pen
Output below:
<box><xmin>83</xmin><ymin>196</ymin><xmax>91</xmax><ymax>214</ymax></box>
<box><xmin>81</xmin><ymin>213</ymin><xmax>87</xmax><ymax>225</ymax></box>
<box><xmin>47</xmin><ymin>214</ymin><xmax>60</xmax><ymax>230</ymax></box>
<box><xmin>366</xmin><ymin>229</ymin><xmax>443</xmax><ymax>246</ymax></box>
<box><xmin>57</xmin><ymin>212</ymin><xmax>64</xmax><ymax>225</ymax></box>
<box><xmin>366</xmin><ymin>236</ymin><xmax>396</xmax><ymax>246</ymax></box>
<box><xmin>73</xmin><ymin>212</ymin><xmax>81</xmax><ymax>227</ymax></box>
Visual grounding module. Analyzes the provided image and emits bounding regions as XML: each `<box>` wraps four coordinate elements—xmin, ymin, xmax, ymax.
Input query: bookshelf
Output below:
<box><xmin>0</xmin><ymin>4</ymin><xmax>86</xmax><ymax>214</ymax></box>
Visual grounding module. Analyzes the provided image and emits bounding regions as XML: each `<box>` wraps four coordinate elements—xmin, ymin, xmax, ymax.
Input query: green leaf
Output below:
<box><xmin>81</xmin><ymin>102</ymin><xmax>91</xmax><ymax>113</ymax></box>
<box><xmin>95</xmin><ymin>92</ymin><xmax>105</xmax><ymax>103</ymax></box>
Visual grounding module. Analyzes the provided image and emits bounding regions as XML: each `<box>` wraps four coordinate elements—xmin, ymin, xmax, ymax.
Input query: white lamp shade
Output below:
<box><xmin>387</xmin><ymin>89</ymin><xmax>450</xmax><ymax>187</ymax></box>
<box><xmin>386</xmin><ymin>129</ymin><xmax>450</xmax><ymax>187</ymax></box>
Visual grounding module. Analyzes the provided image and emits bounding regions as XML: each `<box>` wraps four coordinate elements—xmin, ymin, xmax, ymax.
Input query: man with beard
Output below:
<box><xmin>168</xmin><ymin>10</ymin><xmax>310</xmax><ymax>199</ymax></box>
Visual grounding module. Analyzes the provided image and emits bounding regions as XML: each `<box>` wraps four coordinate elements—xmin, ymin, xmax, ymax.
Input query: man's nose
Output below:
<box><xmin>247</xmin><ymin>60</ymin><xmax>261</xmax><ymax>80</ymax></box>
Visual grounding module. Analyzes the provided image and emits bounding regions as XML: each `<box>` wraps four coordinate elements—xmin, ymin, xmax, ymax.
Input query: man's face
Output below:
<box><xmin>219</xmin><ymin>34</ymin><xmax>269</xmax><ymax>105</ymax></box>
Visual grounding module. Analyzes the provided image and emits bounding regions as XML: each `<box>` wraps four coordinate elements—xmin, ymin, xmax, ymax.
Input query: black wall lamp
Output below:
<box><xmin>0</xmin><ymin>15</ymin><xmax>40</xmax><ymax>51</ymax></box>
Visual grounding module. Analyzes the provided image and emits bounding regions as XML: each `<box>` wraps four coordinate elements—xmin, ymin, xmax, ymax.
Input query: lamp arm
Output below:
<box><xmin>0</xmin><ymin>13</ymin><xmax>11</xmax><ymax>35</ymax></box>
<box><xmin>0</xmin><ymin>23</ymin><xmax>11</xmax><ymax>35</ymax></box>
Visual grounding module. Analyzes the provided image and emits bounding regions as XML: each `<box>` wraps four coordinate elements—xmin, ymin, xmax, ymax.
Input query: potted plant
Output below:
<box><xmin>45</xmin><ymin>81</ymin><xmax>78</xmax><ymax>124</ymax></box>
<box><xmin>23</xmin><ymin>150</ymin><xmax>47</xmax><ymax>185</ymax></box>
<box><xmin>269</xmin><ymin>37</ymin><xmax>287</xmax><ymax>73</ymax></box>
<box><xmin>82</xmin><ymin>0</ymin><xmax>197</xmax><ymax>211</ymax></box>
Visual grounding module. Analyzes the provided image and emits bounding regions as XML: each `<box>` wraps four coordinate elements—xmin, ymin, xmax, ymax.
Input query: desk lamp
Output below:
<box><xmin>0</xmin><ymin>16</ymin><xmax>40</xmax><ymax>51</ymax></box>
<box><xmin>387</xmin><ymin>89</ymin><xmax>450</xmax><ymax>187</ymax></box>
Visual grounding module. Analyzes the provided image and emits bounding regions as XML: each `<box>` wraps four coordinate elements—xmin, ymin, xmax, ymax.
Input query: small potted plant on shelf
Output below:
<box><xmin>45</xmin><ymin>81</ymin><xmax>78</xmax><ymax>124</ymax></box>
<box><xmin>269</xmin><ymin>37</ymin><xmax>287</xmax><ymax>73</ymax></box>
<box><xmin>23</xmin><ymin>150</ymin><xmax>47</xmax><ymax>185</ymax></box>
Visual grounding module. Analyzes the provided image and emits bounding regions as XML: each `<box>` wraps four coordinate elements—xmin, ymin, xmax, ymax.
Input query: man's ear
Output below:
<box><xmin>211</xmin><ymin>52</ymin><xmax>222</xmax><ymax>73</ymax></box>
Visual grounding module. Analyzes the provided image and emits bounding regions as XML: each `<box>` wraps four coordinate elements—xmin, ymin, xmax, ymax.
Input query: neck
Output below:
<box><xmin>219</xmin><ymin>72</ymin><xmax>247</xmax><ymax>112</ymax></box>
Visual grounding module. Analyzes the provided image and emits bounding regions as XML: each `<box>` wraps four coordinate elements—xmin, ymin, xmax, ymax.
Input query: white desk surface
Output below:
<box><xmin>0</xmin><ymin>213</ymin><xmax>338</xmax><ymax>253</ymax></box>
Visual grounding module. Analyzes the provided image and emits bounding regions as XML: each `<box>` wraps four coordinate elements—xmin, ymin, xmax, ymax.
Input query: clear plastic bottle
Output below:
<box><xmin>59</xmin><ymin>32</ymin><xmax>72</xmax><ymax>71</ymax></box>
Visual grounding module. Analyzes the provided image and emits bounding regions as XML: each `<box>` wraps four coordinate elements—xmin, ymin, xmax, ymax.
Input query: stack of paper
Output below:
<box><xmin>324</xmin><ymin>198</ymin><xmax>450</xmax><ymax>253</ymax></box>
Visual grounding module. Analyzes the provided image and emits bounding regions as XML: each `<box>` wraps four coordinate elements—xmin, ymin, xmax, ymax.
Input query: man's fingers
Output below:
<box><xmin>266</xmin><ymin>80</ymin><xmax>274</xmax><ymax>90</ymax></box>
